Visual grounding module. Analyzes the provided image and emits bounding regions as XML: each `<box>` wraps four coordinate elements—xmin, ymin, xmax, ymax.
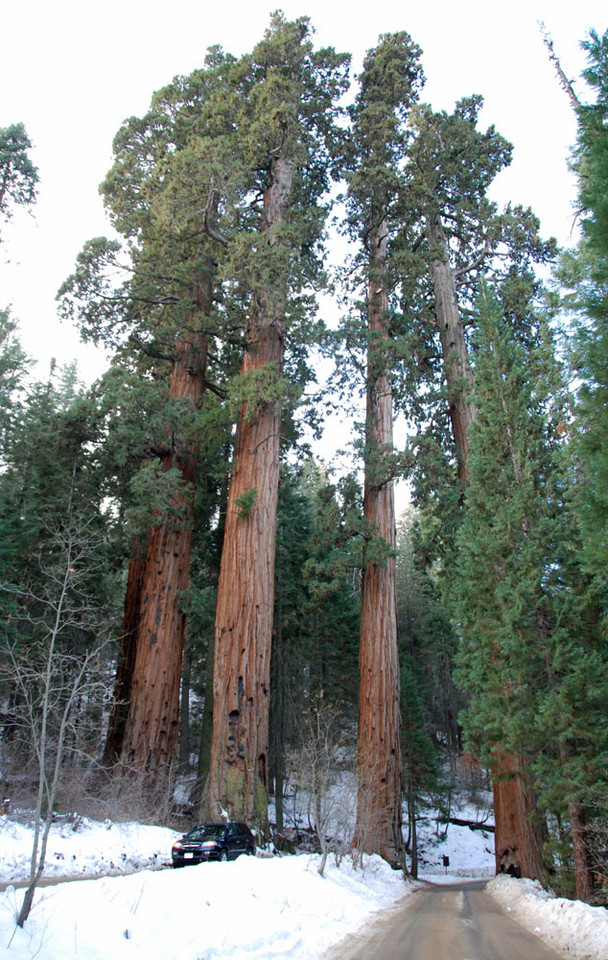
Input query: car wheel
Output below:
<box><xmin>247</xmin><ymin>845</ymin><xmax>255</xmax><ymax>856</ymax></box>
<box><xmin>219</xmin><ymin>849</ymin><xmax>228</xmax><ymax>862</ymax></box>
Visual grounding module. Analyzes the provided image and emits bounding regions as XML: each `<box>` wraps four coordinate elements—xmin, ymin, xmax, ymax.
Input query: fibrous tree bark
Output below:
<box><xmin>426</xmin><ymin>211</ymin><xmax>476</xmax><ymax>485</ymax></box>
<box><xmin>347</xmin><ymin>33</ymin><xmax>424</xmax><ymax>866</ymax></box>
<box><xmin>208</xmin><ymin>155</ymin><xmax>291</xmax><ymax>830</ymax></box>
<box><xmin>492</xmin><ymin>753</ymin><xmax>546</xmax><ymax>880</ymax></box>
<box><xmin>207</xmin><ymin>15</ymin><xmax>350</xmax><ymax>832</ymax></box>
<box><xmin>101</xmin><ymin>539</ymin><xmax>146</xmax><ymax>767</ymax></box>
<box><xmin>356</xmin><ymin>216</ymin><xmax>402</xmax><ymax>864</ymax></box>
<box><xmin>118</xmin><ymin>314</ymin><xmax>210</xmax><ymax>784</ymax></box>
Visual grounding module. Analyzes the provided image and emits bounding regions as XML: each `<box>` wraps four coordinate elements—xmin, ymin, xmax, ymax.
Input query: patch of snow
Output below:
<box><xmin>487</xmin><ymin>874</ymin><xmax>608</xmax><ymax>960</ymax></box>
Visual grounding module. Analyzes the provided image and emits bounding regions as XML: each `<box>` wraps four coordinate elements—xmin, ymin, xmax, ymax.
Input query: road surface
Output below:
<box><xmin>325</xmin><ymin>880</ymin><xmax>563</xmax><ymax>960</ymax></box>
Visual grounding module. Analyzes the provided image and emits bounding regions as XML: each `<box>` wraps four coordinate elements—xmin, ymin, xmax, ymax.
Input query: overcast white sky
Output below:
<box><xmin>1</xmin><ymin>0</ymin><xmax>606</xmax><ymax>383</ymax></box>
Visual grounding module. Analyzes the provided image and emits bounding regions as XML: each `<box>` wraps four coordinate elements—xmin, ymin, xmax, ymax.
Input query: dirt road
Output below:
<box><xmin>325</xmin><ymin>880</ymin><xmax>563</xmax><ymax>960</ymax></box>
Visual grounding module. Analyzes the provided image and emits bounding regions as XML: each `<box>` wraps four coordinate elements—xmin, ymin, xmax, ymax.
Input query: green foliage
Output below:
<box><xmin>0</xmin><ymin>364</ymin><xmax>121</xmax><ymax>683</ymax></box>
<box><xmin>391</xmin><ymin>92</ymin><xmax>555</xmax><ymax>482</ymax></box>
<box><xmin>0</xmin><ymin>309</ymin><xmax>31</xmax><ymax>453</ymax></box>
<box><xmin>453</xmin><ymin>284</ymin><xmax>608</xmax><ymax>891</ymax></box>
<box><xmin>229</xmin><ymin>365</ymin><xmax>301</xmax><ymax>425</ymax></box>
<box><xmin>397</xmin><ymin>510</ymin><xmax>463</xmax><ymax>755</ymax></box>
<box><xmin>0</xmin><ymin>123</ymin><xmax>38</xmax><ymax>229</ymax></box>
<box><xmin>126</xmin><ymin>461</ymin><xmax>194</xmax><ymax>534</ymax></box>
<box><xmin>235</xmin><ymin>487</ymin><xmax>257</xmax><ymax>520</ymax></box>
<box><xmin>400</xmin><ymin>659</ymin><xmax>441</xmax><ymax>806</ymax></box>
<box><xmin>346</xmin><ymin>31</ymin><xmax>424</xmax><ymax>225</ymax></box>
<box><xmin>577</xmin><ymin>30</ymin><xmax>608</xmax><ymax>257</ymax></box>
<box><xmin>559</xmin><ymin>29</ymin><xmax>608</xmax><ymax>619</ymax></box>
<box><xmin>454</xmin><ymin>285</ymin><xmax>566</xmax><ymax>752</ymax></box>
<box><xmin>279</xmin><ymin>463</ymin><xmax>360</xmax><ymax>707</ymax></box>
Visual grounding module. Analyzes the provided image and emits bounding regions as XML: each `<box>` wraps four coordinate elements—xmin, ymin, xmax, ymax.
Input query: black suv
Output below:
<box><xmin>171</xmin><ymin>821</ymin><xmax>256</xmax><ymax>867</ymax></box>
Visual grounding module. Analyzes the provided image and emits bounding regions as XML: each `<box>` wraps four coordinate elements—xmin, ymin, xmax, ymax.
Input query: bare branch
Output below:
<box><xmin>539</xmin><ymin>22</ymin><xmax>582</xmax><ymax>113</ymax></box>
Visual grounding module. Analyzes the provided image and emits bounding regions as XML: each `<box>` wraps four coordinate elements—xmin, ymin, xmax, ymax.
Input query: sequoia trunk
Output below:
<box><xmin>492</xmin><ymin>753</ymin><xmax>546</xmax><ymax>882</ymax></box>
<box><xmin>101</xmin><ymin>540</ymin><xmax>147</xmax><ymax>768</ymax></box>
<box><xmin>208</xmin><ymin>156</ymin><xmax>293</xmax><ymax>832</ymax></box>
<box><xmin>119</xmin><ymin>332</ymin><xmax>208</xmax><ymax>784</ymax></box>
<box><xmin>354</xmin><ymin>219</ymin><xmax>402</xmax><ymax>866</ymax></box>
<box><xmin>570</xmin><ymin>801</ymin><xmax>595</xmax><ymax>902</ymax></box>
<box><xmin>426</xmin><ymin>211</ymin><xmax>476</xmax><ymax>485</ymax></box>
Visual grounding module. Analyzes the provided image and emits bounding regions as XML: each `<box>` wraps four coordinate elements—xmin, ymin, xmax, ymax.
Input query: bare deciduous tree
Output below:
<box><xmin>1</xmin><ymin>510</ymin><xmax>113</xmax><ymax>927</ymax></box>
<box><xmin>286</xmin><ymin>694</ymin><xmax>356</xmax><ymax>877</ymax></box>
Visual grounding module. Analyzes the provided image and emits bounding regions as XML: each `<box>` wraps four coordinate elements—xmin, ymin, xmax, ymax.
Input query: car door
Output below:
<box><xmin>225</xmin><ymin>823</ymin><xmax>241</xmax><ymax>858</ymax></box>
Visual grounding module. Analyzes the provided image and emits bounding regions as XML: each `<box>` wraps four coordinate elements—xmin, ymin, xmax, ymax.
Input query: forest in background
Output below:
<box><xmin>1</xmin><ymin>13</ymin><xmax>607</xmax><ymax>921</ymax></box>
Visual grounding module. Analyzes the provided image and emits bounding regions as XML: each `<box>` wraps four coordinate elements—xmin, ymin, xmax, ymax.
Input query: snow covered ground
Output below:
<box><xmin>1</xmin><ymin>810</ymin><xmax>607</xmax><ymax>959</ymax></box>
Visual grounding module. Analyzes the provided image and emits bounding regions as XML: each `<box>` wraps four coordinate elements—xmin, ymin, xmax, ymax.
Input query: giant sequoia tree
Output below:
<box><xmin>58</xmin><ymin>57</ymin><xmax>238</xmax><ymax>787</ymax></box>
<box><xmin>207</xmin><ymin>16</ymin><xmax>349</xmax><ymax>829</ymax></box>
<box><xmin>403</xmin><ymin>96</ymin><xmax>554</xmax><ymax>484</ymax></box>
<box><xmin>344</xmin><ymin>32</ymin><xmax>424</xmax><ymax>866</ymax></box>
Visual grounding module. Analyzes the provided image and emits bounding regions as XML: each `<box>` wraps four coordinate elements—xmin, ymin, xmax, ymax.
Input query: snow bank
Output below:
<box><xmin>487</xmin><ymin>874</ymin><xmax>608</xmax><ymax>960</ymax></box>
<box><xmin>0</xmin><ymin>850</ymin><xmax>411</xmax><ymax>960</ymax></box>
<box><xmin>2</xmin><ymin>813</ymin><xmax>607</xmax><ymax>960</ymax></box>
<box><xmin>0</xmin><ymin>814</ymin><xmax>178</xmax><ymax>883</ymax></box>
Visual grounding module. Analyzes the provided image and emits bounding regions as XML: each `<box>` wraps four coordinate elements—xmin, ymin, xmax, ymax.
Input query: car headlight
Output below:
<box><xmin>172</xmin><ymin>842</ymin><xmax>183</xmax><ymax>851</ymax></box>
<box><xmin>200</xmin><ymin>841</ymin><xmax>219</xmax><ymax>849</ymax></box>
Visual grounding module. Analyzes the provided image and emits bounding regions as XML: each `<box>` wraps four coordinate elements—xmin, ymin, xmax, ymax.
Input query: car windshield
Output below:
<box><xmin>185</xmin><ymin>824</ymin><xmax>224</xmax><ymax>841</ymax></box>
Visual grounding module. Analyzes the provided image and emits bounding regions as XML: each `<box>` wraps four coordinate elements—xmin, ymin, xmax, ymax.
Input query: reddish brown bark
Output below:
<box><xmin>118</xmin><ymin>327</ymin><xmax>209</xmax><ymax>783</ymax></box>
<box><xmin>354</xmin><ymin>219</ymin><xmax>402</xmax><ymax>866</ymax></box>
<box><xmin>426</xmin><ymin>211</ymin><xmax>476</xmax><ymax>485</ymax></box>
<box><xmin>208</xmin><ymin>156</ymin><xmax>293</xmax><ymax>830</ymax></box>
<box><xmin>570</xmin><ymin>801</ymin><xmax>595</xmax><ymax>902</ymax></box>
<box><xmin>492</xmin><ymin>753</ymin><xmax>546</xmax><ymax>881</ymax></box>
<box><xmin>102</xmin><ymin>540</ymin><xmax>147</xmax><ymax>768</ymax></box>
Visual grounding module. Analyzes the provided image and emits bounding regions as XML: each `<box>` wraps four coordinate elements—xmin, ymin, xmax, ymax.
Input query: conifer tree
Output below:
<box><xmin>58</xmin><ymin>54</ymin><xmax>238</xmax><ymax>788</ymax></box>
<box><xmin>0</xmin><ymin>123</ymin><xmax>38</xmax><ymax>238</ymax></box>
<box><xmin>562</xmin><ymin>29</ymin><xmax>608</xmax><ymax>619</ymax></box>
<box><xmin>399</xmin><ymin>99</ymin><xmax>555</xmax><ymax>879</ymax></box>
<box><xmin>402</xmin><ymin>97</ymin><xmax>554</xmax><ymax>486</ymax></box>
<box><xmin>453</xmin><ymin>285</ymin><xmax>552</xmax><ymax>880</ymax></box>
<box><xmin>453</xmin><ymin>284</ymin><xmax>608</xmax><ymax>894</ymax></box>
<box><xmin>344</xmin><ymin>31</ymin><xmax>423</xmax><ymax>866</ymax></box>
<box><xmin>207</xmin><ymin>15</ymin><xmax>349</xmax><ymax>829</ymax></box>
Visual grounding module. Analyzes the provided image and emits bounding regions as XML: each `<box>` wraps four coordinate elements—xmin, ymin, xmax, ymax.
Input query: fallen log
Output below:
<box><xmin>439</xmin><ymin>817</ymin><xmax>495</xmax><ymax>833</ymax></box>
